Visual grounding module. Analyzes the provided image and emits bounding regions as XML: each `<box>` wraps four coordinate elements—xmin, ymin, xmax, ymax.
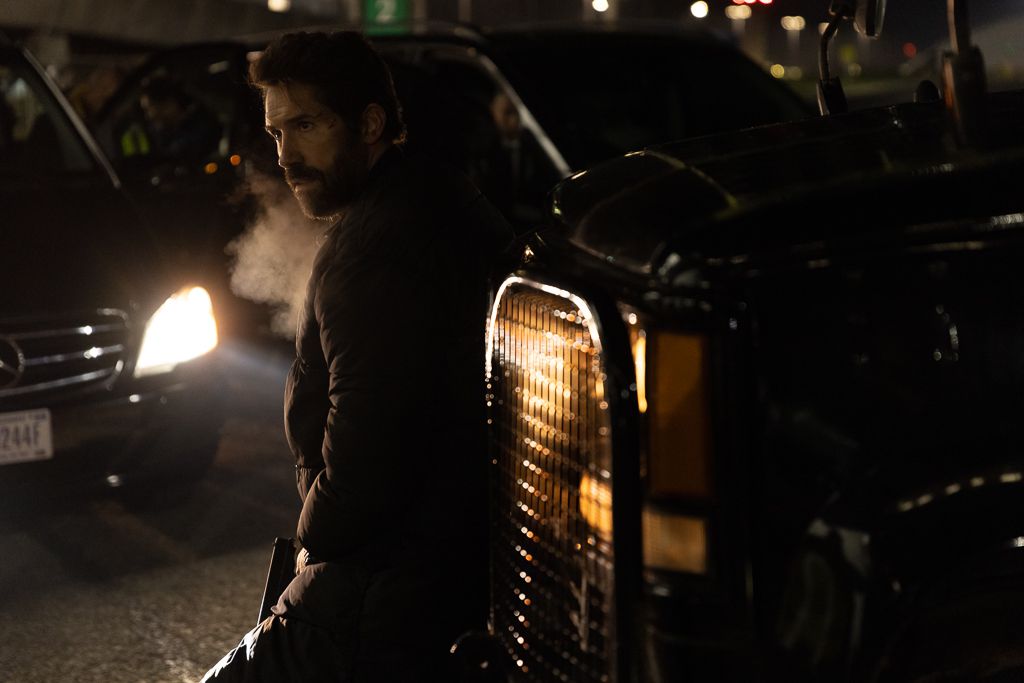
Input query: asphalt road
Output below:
<box><xmin>0</xmin><ymin>340</ymin><xmax>300</xmax><ymax>683</ymax></box>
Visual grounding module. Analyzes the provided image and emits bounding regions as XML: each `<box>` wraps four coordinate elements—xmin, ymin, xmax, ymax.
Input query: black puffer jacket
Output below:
<box><xmin>282</xmin><ymin>146</ymin><xmax>512</xmax><ymax>674</ymax></box>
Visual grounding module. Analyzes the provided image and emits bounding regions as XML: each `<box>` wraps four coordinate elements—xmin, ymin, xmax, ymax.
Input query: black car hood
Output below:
<box><xmin>548</xmin><ymin>91</ymin><xmax>1024</xmax><ymax>276</ymax></box>
<box><xmin>1</xmin><ymin>174</ymin><xmax>175</xmax><ymax>321</ymax></box>
<box><xmin>548</xmin><ymin>150</ymin><xmax>733</xmax><ymax>274</ymax></box>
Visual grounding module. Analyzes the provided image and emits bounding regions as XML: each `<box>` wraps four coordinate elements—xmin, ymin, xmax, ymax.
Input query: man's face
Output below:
<box><xmin>264</xmin><ymin>82</ymin><xmax>369</xmax><ymax>220</ymax></box>
<box><xmin>490</xmin><ymin>93</ymin><xmax>521</xmax><ymax>144</ymax></box>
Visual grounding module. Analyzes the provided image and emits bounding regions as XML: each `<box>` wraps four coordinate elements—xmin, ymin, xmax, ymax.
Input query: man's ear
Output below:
<box><xmin>361</xmin><ymin>103</ymin><xmax>387</xmax><ymax>145</ymax></box>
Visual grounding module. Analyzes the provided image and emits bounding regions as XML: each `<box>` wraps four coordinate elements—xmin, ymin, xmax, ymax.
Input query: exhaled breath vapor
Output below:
<box><xmin>226</xmin><ymin>171</ymin><xmax>322</xmax><ymax>338</ymax></box>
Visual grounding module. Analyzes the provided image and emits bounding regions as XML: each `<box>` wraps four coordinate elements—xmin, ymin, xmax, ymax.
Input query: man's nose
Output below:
<box><xmin>277</xmin><ymin>135</ymin><xmax>300</xmax><ymax>168</ymax></box>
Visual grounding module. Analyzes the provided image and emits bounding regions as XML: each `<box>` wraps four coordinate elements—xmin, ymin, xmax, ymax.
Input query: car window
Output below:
<box><xmin>0</xmin><ymin>52</ymin><xmax>97</xmax><ymax>175</ymax></box>
<box><xmin>386</xmin><ymin>50</ymin><xmax>562</xmax><ymax>223</ymax></box>
<box><xmin>94</xmin><ymin>46</ymin><xmax>245</xmax><ymax>182</ymax></box>
<box><xmin>489</xmin><ymin>33</ymin><xmax>810</xmax><ymax>170</ymax></box>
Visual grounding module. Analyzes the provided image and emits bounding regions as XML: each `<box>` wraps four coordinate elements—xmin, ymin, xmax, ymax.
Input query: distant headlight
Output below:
<box><xmin>134</xmin><ymin>286</ymin><xmax>218</xmax><ymax>378</ymax></box>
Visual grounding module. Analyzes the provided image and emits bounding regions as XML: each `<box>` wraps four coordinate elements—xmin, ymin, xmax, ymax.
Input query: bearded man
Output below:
<box><xmin>202</xmin><ymin>31</ymin><xmax>511</xmax><ymax>682</ymax></box>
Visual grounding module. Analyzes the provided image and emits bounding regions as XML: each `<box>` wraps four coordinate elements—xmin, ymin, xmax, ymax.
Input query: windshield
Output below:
<box><xmin>0</xmin><ymin>50</ymin><xmax>98</xmax><ymax>176</ymax></box>
<box><xmin>489</xmin><ymin>32</ymin><xmax>809</xmax><ymax>170</ymax></box>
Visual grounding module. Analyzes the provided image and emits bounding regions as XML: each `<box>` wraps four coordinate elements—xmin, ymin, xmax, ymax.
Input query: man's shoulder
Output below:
<box><xmin>357</xmin><ymin>151</ymin><xmax>485</xmax><ymax>240</ymax></box>
<box><xmin>333</xmin><ymin>148</ymin><xmax>511</xmax><ymax>264</ymax></box>
<box><xmin>384</xmin><ymin>150</ymin><xmax>481</xmax><ymax>211</ymax></box>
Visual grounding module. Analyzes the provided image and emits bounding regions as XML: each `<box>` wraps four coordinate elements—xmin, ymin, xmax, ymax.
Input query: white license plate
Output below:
<box><xmin>0</xmin><ymin>409</ymin><xmax>53</xmax><ymax>465</ymax></box>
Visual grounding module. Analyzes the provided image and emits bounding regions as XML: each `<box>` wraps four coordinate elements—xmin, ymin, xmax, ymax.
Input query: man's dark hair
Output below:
<box><xmin>249</xmin><ymin>31</ymin><xmax>406</xmax><ymax>145</ymax></box>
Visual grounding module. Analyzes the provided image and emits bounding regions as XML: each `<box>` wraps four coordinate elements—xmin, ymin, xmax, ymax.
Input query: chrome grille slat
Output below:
<box><xmin>494</xmin><ymin>422</ymin><xmax>606</xmax><ymax>476</ymax></box>
<box><xmin>9</xmin><ymin>323</ymin><xmax>125</xmax><ymax>340</ymax></box>
<box><xmin>487</xmin><ymin>279</ymin><xmax>615</xmax><ymax>683</ymax></box>
<box><xmin>0</xmin><ymin>367</ymin><xmax>117</xmax><ymax>397</ymax></box>
<box><xmin>0</xmin><ymin>310</ymin><xmax>129</xmax><ymax>401</ymax></box>
<box><xmin>24</xmin><ymin>344</ymin><xmax>125</xmax><ymax>366</ymax></box>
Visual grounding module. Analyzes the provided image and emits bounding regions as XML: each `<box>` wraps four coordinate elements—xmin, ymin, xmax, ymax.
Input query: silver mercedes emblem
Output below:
<box><xmin>0</xmin><ymin>336</ymin><xmax>26</xmax><ymax>389</ymax></box>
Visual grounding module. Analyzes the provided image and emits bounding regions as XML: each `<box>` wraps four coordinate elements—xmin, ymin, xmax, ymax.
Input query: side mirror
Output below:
<box><xmin>817</xmin><ymin>0</ymin><xmax>886</xmax><ymax>115</ymax></box>
<box><xmin>854</xmin><ymin>0</ymin><xmax>886</xmax><ymax>38</ymax></box>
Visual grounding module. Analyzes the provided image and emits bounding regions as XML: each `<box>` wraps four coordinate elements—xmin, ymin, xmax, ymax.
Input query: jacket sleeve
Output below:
<box><xmin>284</xmin><ymin>356</ymin><xmax>330</xmax><ymax>500</ymax></box>
<box><xmin>284</xmin><ymin>259</ymin><xmax>332</xmax><ymax>501</ymax></box>
<box><xmin>295</xmin><ymin>222</ymin><xmax>449</xmax><ymax>560</ymax></box>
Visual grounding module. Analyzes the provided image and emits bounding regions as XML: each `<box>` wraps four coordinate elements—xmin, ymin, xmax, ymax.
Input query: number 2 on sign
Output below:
<box><xmin>375</xmin><ymin>0</ymin><xmax>397</xmax><ymax>22</ymax></box>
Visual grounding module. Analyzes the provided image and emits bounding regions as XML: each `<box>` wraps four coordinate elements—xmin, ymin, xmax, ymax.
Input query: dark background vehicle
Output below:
<box><xmin>85</xmin><ymin>23</ymin><xmax>809</xmax><ymax>340</ymax></box>
<box><xmin>1</xmin><ymin>37</ymin><xmax>224</xmax><ymax>503</ymax></box>
<box><xmin>476</xmin><ymin>2</ymin><xmax>1024</xmax><ymax>681</ymax></box>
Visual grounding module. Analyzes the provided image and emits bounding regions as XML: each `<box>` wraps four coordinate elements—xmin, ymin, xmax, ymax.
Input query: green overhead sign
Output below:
<box><xmin>365</xmin><ymin>0</ymin><xmax>411</xmax><ymax>34</ymax></box>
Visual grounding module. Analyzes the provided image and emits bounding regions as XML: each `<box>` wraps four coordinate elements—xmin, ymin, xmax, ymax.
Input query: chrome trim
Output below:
<box><xmin>487</xmin><ymin>276</ymin><xmax>616</xmax><ymax>682</ymax></box>
<box><xmin>0</xmin><ymin>309</ymin><xmax>129</xmax><ymax>397</ymax></box>
<box><xmin>11</xmin><ymin>325</ymin><xmax>124</xmax><ymax>341</ymax></box>
<box><xmin>19</xmin><ymin>47</ymin><xmax>122</xmax><ymax>188</ymax></box>
<box><xmin>0</xmin><ymin>367</ymin><xmax>116</xmax><ymax>397</ymax></box>
<box><xmin>23</xmin><ymin>344</ymin><xmax>125</xmax><ymax>367</ymax></box>
<box><xmin>486</xmin><ymin>275</ymin><xmax>603</xmax><ymax>381</ymax></box>
<box><xmin>0</xmin><ymin>336</ymin><xmax>26</xmax><ymax>389</ymax></box>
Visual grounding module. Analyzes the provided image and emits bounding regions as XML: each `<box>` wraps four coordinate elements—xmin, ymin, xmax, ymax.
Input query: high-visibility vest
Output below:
<box><xmin>120</xmin><ymin>123</ymin><xmax>151</xmax><ymax>157</ymax></box>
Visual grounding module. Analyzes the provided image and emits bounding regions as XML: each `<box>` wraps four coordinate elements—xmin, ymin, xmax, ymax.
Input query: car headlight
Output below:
<box><xmin>134</xmin><ymin>286</ymin><xmax>218</xmax><ymax>378</ymax></box>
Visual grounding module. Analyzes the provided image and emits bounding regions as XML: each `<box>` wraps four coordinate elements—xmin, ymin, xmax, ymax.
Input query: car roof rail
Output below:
<box><xmin>235</xmin><ymin>20</ymin><xmax>486</xmax><ymax>48</ymax></box>
<box><xmin>483</xmin><ymin>18</ymin><xmax>721</xmax><ymax>41</ymax></box>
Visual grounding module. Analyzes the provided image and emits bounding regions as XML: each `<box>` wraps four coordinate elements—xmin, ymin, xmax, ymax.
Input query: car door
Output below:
<box><xmin>92</xmin><ymin>44</ymin><xmax>264</xmax><ymax>272</ymax></box>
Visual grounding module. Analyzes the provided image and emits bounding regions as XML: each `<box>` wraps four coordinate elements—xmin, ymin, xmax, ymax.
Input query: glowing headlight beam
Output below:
<box><xmin>134</xmin><ymin>286</ymin><xmax>218</xmax><ymax>377</ymax></box>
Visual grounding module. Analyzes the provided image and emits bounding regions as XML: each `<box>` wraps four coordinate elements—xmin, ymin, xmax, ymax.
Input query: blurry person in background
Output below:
<box><xmin>477</xmin><ymin>88</ymin><xmax>552</xmax><ymax>225</ymax></box>
<box><xmin>67</xmin><ymin>65</ymin><xmax>124</xmax><ymax>125</ymax></box>
<box><xmin>201</xmin><ymin>31</ymin><xmax>511</xmax><ymax>683</ymax></box>
<box><xmin>491</xmin><ymin>91</ymin><xmax>522</xmax><ymax>163</ymax></box>
<box><xmin>138</xmin><ymin>74</ymin><xmax>221</xmax><ymax>165</ymax></box>
<box><xmin>483</xmin><ymin>91</ymin><xmax>523</xmax><ymax>214</ymax></box>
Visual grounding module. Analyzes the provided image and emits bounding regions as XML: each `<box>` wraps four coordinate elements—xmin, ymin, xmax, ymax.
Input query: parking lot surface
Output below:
<box><xmin>0</xmin><ymin>341</ymin><xmax>299</xmax><ymax>683</ymax></box>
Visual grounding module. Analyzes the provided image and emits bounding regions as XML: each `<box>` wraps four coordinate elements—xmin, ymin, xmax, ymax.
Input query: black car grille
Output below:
<box><xmin>0</xmin><ymin>309</ymin><xmax>130</xmax><ymax>405</ymax></box>
<box><xmin>487</xmin><ymin>279</ymin><xmax>616</xmax><ymax>683</ymax></box>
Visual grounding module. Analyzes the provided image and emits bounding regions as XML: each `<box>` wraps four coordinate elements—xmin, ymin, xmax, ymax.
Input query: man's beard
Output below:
<box><xmin>285</xmin><ymin>144</ymin><xmax>369</xmax><ymax>221</ymax></box>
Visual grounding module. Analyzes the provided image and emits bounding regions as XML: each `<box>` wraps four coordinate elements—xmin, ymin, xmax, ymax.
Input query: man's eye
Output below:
<box><xmin>298</xmin><ymin>121</ymin><xmax>314</xmax><ymax>132</ymax></box>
